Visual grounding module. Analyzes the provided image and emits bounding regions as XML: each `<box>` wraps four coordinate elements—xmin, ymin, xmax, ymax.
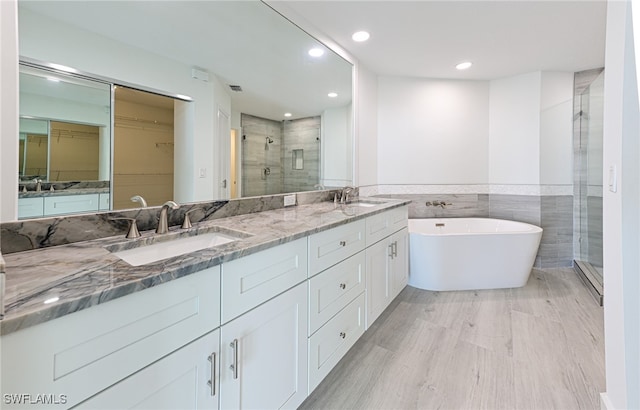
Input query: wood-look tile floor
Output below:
<box><xmin>300</xmin><ymin>268</ymin><xmax>605</xmax><ymax>410</ymax></box>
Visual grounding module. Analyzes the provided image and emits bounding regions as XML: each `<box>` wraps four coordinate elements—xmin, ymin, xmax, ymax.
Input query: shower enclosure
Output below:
<box><xmin>241</xmin><ymin>113</ymin><xmax>320</xmax><ymax>197</ymax></box>
<box><xmin>573</xmin><ymin>68</ymin><xmax>604</xmax><ymax>305</ymax></box>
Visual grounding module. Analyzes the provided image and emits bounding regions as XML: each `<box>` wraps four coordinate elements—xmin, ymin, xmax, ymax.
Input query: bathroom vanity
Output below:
<box><xmin>1</xmin><ymin>197</ymin><xmax>409</xmax><ymax>409</ymax></box>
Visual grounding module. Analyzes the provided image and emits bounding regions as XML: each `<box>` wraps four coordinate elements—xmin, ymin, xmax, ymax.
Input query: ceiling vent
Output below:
<box><xmin>229</xmin><ymin>85</ymin><xmax>243</xmax><ymax>92</ymax></box>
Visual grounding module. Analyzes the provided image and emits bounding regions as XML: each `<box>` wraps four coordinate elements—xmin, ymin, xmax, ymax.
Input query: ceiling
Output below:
<box><xmin>269</xmin><ymin>0</ymin><xmax>607</xmax><ymax>80</ymax></box>
<box><xmin>18</xmin><ymin>1</ymin><xmax>353</xmax><ymax>121</ymax></box>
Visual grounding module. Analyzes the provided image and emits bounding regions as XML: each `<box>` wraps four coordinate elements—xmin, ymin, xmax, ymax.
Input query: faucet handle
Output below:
<box><xmin>109</xmin><ymin>217</ymin><xmax>141</xmax><ymax>239</ymax></box>
<box><xmin>181</xmin><ymin>208</ymin><xmax>201</xmax><ymax>229</ymax></box>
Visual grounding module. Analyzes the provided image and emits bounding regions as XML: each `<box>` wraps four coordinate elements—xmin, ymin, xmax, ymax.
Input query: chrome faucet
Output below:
<box><xmin>156</xmin><ymin>201</ymin><xmax>179</xmax><ymax>234</ymax></box>
<box><xmin>130</xmin><ymin>195</ymin><xmax>148</xmax><ymax>208</ymax></box>
<box><xmin>340</xmin><ymin>186</ymin><xmax>355</xmax><ymax>204</ymax></box>
<box><xmin>34</xmin><ymin>178</ymin><xmax>42</xmax><ymax>192</ymax></box>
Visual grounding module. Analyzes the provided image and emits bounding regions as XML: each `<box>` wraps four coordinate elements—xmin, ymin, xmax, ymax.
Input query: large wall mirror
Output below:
<box><xmin>15</xmin><ymin>0</ymin><xmax>353</xmax><ymax>219</ymax></box>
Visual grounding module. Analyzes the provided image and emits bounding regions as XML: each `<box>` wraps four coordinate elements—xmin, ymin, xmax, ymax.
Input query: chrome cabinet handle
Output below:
<box><xmin>339</xmin><ymin>240</ymin><xmax>347</xmax><ymax>247</ymax></box>
<box><xmin>230</xmin><ymin>339</ymin><xmax>239</xmax><ymax>380</ymax></box>
<box><xmin>207</xmin><ymin>352</ymin><xmax>216</xmax><ymax>396</ymax></box>
<box><xmin>339</xmin><ymin>283</ymin><xmax>346</xmax><ymax>290</ymax></box>
<box><xmin>392</xmin><ymin>241</ymin><xmax>398</xmax><ymax>258</ymax></box>
<box><xmin>339</xmin><ymin>332</ymin><xmax>346</xmax><ymax>339</ymax></box>
<box><xmin>388</xmin><ymin>243</ymin><xmax>394</xmax><ymax>258</ymax></box>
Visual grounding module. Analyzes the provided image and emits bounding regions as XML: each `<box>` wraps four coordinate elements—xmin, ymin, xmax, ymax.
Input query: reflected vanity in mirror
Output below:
<box><xmin>17</xmin><ymin>64</ymin><xmax>112</xmax><ymax>219</ymax></box>
<box><xmin>14</xmin><ymin>0</ymin><xmax>353</xmax><ymax>220</ymax></box>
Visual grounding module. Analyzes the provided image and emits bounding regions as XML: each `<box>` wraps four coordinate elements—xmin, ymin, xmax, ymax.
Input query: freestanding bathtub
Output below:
<box><xmin>408</xmin><ymin>218</ymin><xmax>542</xmax><ymax>291</ymax></box>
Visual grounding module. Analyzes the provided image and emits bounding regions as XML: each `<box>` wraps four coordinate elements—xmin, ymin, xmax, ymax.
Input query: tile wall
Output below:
<box><xmin>241</xmin><ymin>114</ymin><xmax>321</xmax><ymax>196</ymax></box>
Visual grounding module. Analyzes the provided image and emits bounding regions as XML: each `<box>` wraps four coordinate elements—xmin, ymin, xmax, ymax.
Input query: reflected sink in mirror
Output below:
<box><xmin>106</xmin><ymin>226</ymin><xmax>250</xmax><ymax>267</ymax></box>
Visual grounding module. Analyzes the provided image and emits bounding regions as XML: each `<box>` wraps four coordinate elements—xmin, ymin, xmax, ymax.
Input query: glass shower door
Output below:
<box><xmin>575</xmin><ymin>69</ymin><xmax>604</xmax><ymax>303</ymax></box>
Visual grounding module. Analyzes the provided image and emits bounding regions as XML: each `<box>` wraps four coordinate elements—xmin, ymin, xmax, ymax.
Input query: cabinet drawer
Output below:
<box><xmin>308</xmin><ymin>251</ymin><xmax>365</xmax><ymax>335</ymax></box>
<box><xmin>44</xmin><ymin>194</ymin><xmax>100</xmax><ymax>216</ymax></box>
<box><xmin>308</xmin><ymin>292</ymin><xmax>366</xmax><ymax>393</ymax></box>
<box><xmin>308</xmin><ymin>219</ymin><xmax>365</xmax><ymax>277</ymax></box>
<box><xmin>365</xmin><ymin>206</ymin><xmax>408</xmax><ymax>246</ymax></box>
<box><xmin>18</xmin><ymin>197</ymin><xmax>44</xmax><ymax>219</ymax></box>
<box><xmin>1</xmin><ymin>267</ymin><xmax>220</xmax><ymax>409</ymax></box>
<box><xmin>221</xmin><ymin>237</ymin><xmax>307</xmax><ymax>324</ymax></box>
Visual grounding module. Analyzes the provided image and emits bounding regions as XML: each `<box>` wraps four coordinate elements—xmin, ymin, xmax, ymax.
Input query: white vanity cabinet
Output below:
<box><xmin>75</xmin><ymin>330</ymin><xmax>220</xmax><ymax>410</ymax></box>
<box><xmin>44</xmin><ymin>194</ymin><xmax>100</xmax><ymax>216</ymax></box>
<box><xmin>18</xmin><ymin>193</ymin><xmax>109</xmax><ymax>219</ymax></box>
<box><xmin>1</xmin><ymin>266</ymin><xmax>221</xmax><ymax>409</ymax></box>
<box><xmin>219</xmin><ymin>282</ymin><xmax>308</xmax><ymax>410</ymax></box>
<box><xmin>365</xmin><ymin>206</ymin><xmax>409</xmax><ymax>327</ymax></box>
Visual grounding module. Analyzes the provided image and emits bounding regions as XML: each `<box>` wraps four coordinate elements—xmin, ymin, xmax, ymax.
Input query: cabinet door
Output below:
<box><xmin>18</xmin><ymin>197</ymin><xmax>44</xmax><ymax>219</ymax></box>
<box><xmin>220</xmin><ymin>283</ymin><xmax>308</xmax><ymax>410</ymax></box>
<box><xmin>76</xmin><ymin>330</ymin><xmax>220</xmax><ymax>410</ymax></box>
<box><xmin>365</xmin><ymin>238</ymin><xmax>392</xmax><ymax>328</ymax></box>
<box><xmin>390</xmin><ymin>228</ymin><xmax>409</xmax><ymax>299</ymax></box>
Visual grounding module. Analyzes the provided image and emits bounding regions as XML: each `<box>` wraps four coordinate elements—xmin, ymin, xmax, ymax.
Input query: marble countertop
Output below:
<box><xmin>1</xmin><ymin>198</ymin><xmax>410</xmax><ymax>335</ymax></box>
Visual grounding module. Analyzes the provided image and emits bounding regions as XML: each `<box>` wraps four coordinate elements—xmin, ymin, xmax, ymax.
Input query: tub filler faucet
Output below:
<box><xmin>426</xmin><ymin>201</ymin><xmax>452</xmax><ymax>208</ymax></box>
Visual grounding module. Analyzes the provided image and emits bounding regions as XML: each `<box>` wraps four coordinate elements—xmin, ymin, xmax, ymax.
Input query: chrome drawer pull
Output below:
<box><xmin>339</xmin><ymin>283</ymin><xmax>347</xmax><ymax>290</ymax></box>
<box><xmin>339</xmin><ymin>332</ymin><xmax>346</xmax><ymax>339</ymax></box>
<box><xmin>207</xmin><ymin>352</ymin><xmax>216</xmax><ymax>396</ymax></box>
<box><xmin>230</xmin><ymin>339</ymin><xmax>239</xmax><ymax>379</ymax></box>
<box><xmin>339</xmin><ymin>240</ymin><xmax>347</xmax><ymax>247</ymax></box>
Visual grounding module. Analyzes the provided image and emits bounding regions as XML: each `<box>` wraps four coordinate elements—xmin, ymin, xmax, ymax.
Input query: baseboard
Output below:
<box><xmin>601</xmin><ymin>392</ymin><xmax>616</xmax><ymax>410</ymax></box>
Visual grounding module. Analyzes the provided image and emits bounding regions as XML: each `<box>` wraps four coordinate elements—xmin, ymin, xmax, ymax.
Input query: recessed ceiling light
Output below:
<box><xmin>456</xmin><ymin>61</ymin><xmax>473</xmax><ymax>70</ymax></box>
<box><xmin>328</xmin><ymin>92</ymin><xmax>338</xmax><ymax>98</ymax></box>
<box><xmin>308</xmin><ymin>48</ymin><xmax>324</xmax><ymax>57</ymax></box>
<box><xmin>49</xmin><ymin>63</ymin><xmax>77</xmax><ymax>73</ymax></box>
<box><xmin>352</xmin><ymin>31</ymin><xmax>370</xmax><ymax>42</ymax></box>
<box><xmin>284</xmin><ymin>113</ymin><xmax>292</xmax><ymax>118</ymax></box>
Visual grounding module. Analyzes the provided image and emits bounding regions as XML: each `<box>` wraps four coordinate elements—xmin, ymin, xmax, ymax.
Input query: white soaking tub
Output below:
<box><xmin>408</xmin><ymin>218</ymin><xmax>542</xmax><ymax>291</ymax></box>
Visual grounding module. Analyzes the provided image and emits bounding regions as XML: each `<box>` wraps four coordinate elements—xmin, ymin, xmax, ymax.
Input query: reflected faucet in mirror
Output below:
<box><xmin>130</xmin><ymin>195</ymin><xmax>148</xmax><ymax>208</ymax></box>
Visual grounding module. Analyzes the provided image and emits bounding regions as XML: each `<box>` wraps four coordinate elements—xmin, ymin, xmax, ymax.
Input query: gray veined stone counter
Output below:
<box><xmin>1</xmin><ymin>198</ymin><xmax>410</xmax><ymax>336</ymax></box>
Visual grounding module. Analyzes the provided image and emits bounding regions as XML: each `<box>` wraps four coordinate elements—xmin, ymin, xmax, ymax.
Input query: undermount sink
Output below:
<box><xmin>352</xmin><ymin>201</ymin><xmax>377</xmax><ymax>208</ymax></box>
<box><xmin>348</xmin><ymin>199</ymin><xmax>382</xmax><ymax>208</ymax></box>
<box><xmin>107</xmin><ymin>226</ymin><xmax>249</xmax><ymax>266</ymax></box>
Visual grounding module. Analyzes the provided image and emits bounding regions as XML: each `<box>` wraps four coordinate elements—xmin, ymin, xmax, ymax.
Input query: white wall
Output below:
<box><xmin>601</xmin><ymin>0</ymin><xmax>640</xmax><ymax>408</ymax></box>
<box><xmin>489</xmin><ymin>72</ymin><xmax>541</xmax><ymax>185</ymax></box>
<box><xmin>539</xmin><ymin>72</ymin><xmax>574</xmax><ymax>186</ymax></box>
<box><xmin>377</xmin><ymin>76</ymin><xmax>490</xmax><ymax>185</ymax></box>
<box><xmin>355</xmin><ymin>64</ymin><xmax>378</xmax><ymax>187</ymax></box>
<box><xmin>322</xmin><ymin>105</ymin><xmax>352</xmax><ymax>187</ymax></box>
<box><xmin>16</xmin><ymin>7</ymin><xmax>229</xmax><ymax>208</ymax></box>
<box><xmin>0</xmin><ymin>0</ymin><xmax>19</xmax><ymax>222</ymax></box>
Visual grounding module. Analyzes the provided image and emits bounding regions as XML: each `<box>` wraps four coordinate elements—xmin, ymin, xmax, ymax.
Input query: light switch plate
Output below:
<box><xmin>284</xmin><ymin>194</ymin><xmax>296</xmax><ymax>207</ymax></box>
